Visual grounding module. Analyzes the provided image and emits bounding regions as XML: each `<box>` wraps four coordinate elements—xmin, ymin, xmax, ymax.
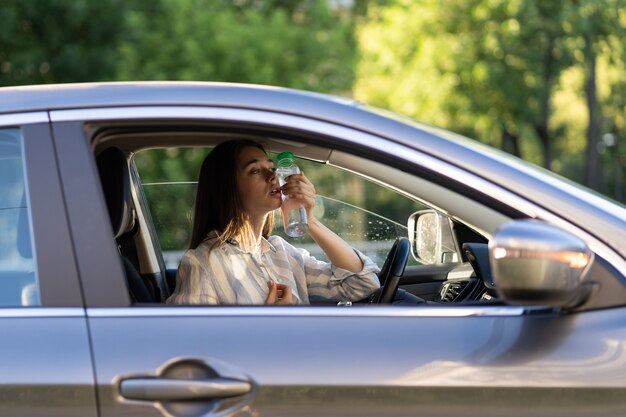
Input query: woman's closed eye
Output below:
<box><xmin>250</xmin><ymin>168</ymin><xmax>276</xmax><ymax>175</ymax></box>
<box><xmin>249</xmin><ymin>166</ymin><xmax>275</xmax><ymax>175</ymax></box>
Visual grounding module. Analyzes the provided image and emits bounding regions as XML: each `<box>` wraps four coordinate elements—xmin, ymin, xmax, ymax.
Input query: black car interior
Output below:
<box><xmin>96</xmin><ymin>146</ymin><xmax>169</xmax><ymax>303</ymax></box>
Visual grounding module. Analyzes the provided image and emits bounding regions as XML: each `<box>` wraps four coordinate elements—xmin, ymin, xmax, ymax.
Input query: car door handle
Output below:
<box><xmin>119</xmin><ymin>377</ymin><xmax>251</xmax><ymax>401</ymax></box>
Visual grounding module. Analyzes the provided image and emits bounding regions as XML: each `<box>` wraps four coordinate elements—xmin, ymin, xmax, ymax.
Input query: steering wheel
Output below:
<box><xmin>372</xmin><ymin>238</ymin><xmax>411</xmax><ymax>304</ymax></box>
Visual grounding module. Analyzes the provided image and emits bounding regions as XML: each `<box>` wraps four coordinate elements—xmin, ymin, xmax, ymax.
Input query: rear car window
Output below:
<box><xmin>0</xmin><ymin>128</ymin><xmax>39</xmax><ymax>306</ymax></box>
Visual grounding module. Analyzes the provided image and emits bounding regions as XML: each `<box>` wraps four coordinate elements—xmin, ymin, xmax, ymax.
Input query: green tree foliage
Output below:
<box><xmin>0</xmin><ymin>0</ymin><xmax>358</xmax><ymax>91</ymax></box>
<box><xmin>355</xmin><ymin>0</ymin><xmax>626</xmax><ymax>200</ymax></box>
<box><xmin>441</xmin><ymin>1</ymin><xmax>576</xmax><ymax>170</ymax></box>
<box><xmin>356</xmin><ymin>0</ymin><xmax>573</xmax><ymax>168</ymax></box>
<box><xmin>0</xmin><ymin>0</ymin><xmax>128</xmax><ymax>85</ymax></box>
<box><xmin>115</xmin><ymin>0</ymin><xmax>356</xmax><ymax>93</ymax></box>
<box><xmin>565</xmin><ymin>0</ymin><xmax>626</xmax><ymax>190</ymax></box>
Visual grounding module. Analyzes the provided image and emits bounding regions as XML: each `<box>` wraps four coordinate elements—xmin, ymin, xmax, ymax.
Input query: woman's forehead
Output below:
<box><xmin>238</xmin><ymin>146</ymin><xmax>271</xmax><ymax>168</ymax></box>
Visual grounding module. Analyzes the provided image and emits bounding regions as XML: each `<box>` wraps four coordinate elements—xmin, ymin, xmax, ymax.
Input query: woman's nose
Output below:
<box><xmin>266</xmin><ymin>168</ymin><xmax>277</xmax><ymax>182</ymax></box>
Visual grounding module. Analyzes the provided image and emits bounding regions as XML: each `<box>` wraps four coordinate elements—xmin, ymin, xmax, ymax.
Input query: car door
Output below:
<box><xmin>51</xmin><ymin>105</ymin><xmax>626</xmax><ymax>417</ymax></box>
<box><xmin>0</xmin><ymin>115</ymin><xmax>97</xmax><ymax>416</ymax></box>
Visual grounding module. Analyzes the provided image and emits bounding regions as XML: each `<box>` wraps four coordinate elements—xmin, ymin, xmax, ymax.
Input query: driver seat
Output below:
<box><xmin>96</xmin><ymin>147</ymin><xmax>160</xmax><ymax>303</ymax></box>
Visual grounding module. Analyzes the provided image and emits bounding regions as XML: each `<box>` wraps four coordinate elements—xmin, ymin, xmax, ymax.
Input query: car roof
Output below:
<box><xmin>0</xmin><ymin>81</ymin><xmax>360</xmax><ymax>116</ymax></box>
<box><xmin>1</xmin><ymin>81</ymin><xmax>624</xmax><ymax>258</ymax></box>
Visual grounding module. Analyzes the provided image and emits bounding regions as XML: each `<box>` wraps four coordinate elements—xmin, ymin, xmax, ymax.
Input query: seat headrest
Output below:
<box><xmin>96</xmin><ymin>147</ymin><xmax>134</xmax><ymax>239</ymax></box>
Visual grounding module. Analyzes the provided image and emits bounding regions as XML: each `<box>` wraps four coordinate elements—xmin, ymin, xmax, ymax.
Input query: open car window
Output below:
<box><xmin>134</xmin><ymin>147</ymin><xmax>428</xmax><ymax>269</ymax></box>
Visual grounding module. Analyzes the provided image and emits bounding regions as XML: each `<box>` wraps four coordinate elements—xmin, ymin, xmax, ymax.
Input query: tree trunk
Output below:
<box><xmin>501</xmin><ymin>127</ymin><xmax>521</xmax><ymax>158</ymax></box>
<box><xmin>614</xmin><ymin>134</ymin><xmax>624</xmax><ymax>202</ymax></box>
<box><xmin>537</xmin><ymin>34</ymin><xmax>555</xmax><ymax>170</ymax></box>
<box><xmin>583</xmin><ymin>32</ymin><xmax>601</xmax><ymax>190</ymax></box>
<box><xmin>535</xmin><ymin>124</ymin><xmax>552</xmax><ymax>170</ymax></box>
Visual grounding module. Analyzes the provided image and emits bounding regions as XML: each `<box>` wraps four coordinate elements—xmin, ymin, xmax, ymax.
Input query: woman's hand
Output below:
<box><xmin>281</xmin><ymin>170</ymin><xmax>363</xmax><ymax>273</ymax></box>
<box><xmin>265</xmin><ymin>280</ymin><xmax>293</xmax><ymax>305</ymax></box>
<box><xmin>280</xmin><ymin>172</ymin><xmax>316</xmax><ymax>219</ymax></box>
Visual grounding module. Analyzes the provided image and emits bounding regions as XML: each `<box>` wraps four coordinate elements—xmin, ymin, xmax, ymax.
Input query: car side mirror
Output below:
<box><xmin>489</xmin><ymin>219</ymin><xmax>596</xmax><ymax>308</ymax></box>
<box><xmin>408</xmin><ymin>210</ymin><xmax>459</xmax><ymax>265</ymax></box>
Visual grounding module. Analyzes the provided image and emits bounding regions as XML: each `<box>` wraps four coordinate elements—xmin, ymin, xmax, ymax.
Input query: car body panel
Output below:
<box><xmin>0</xmin><ymin>116</ymin><xmax>96</xmax><ymax>414</ymax></box>
<box><xmin>87</xmin><ymin>307</ymin><xmax>626</xmax><ymax>416</ymax></box>
<box><xmin>0</xmin><ymin>310</ymin><xmax>97</xmax><ymax>417</ymax></box>
<box><xmin>0</xmin><ymin>115</ymin><xmax>83</xmax><ymax>306</ymax></box>
<box><xmin>51</xmin><ymin>120</ymin><xmax>131</xmax><ymax>306</ymax></box>
<box><xmin>1</xmin><ymin>82</ymin><xmax>626</xmax><ymax>416</ymax></box>
<box><xmin>21</xmin><ymin>122</ymin><xmax>84</xmax><ymax>306</ymax></box>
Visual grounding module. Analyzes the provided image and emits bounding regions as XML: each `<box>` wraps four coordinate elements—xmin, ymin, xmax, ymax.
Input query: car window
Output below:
<box><xmin>134</xmin><ymin>147</ymin><xmax>427</xmax><ymax>269</ymax></box>
<box><xmin>0</xmin><ymin>128</ymin><xmax>39</xmax><ymax>306</ymax></box>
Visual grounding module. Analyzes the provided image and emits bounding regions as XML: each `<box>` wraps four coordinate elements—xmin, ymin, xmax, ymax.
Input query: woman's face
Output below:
<box><xmin>236</xmin><ymin>146</ymin><xmax>282</xmax><ymax>218</ymax></box>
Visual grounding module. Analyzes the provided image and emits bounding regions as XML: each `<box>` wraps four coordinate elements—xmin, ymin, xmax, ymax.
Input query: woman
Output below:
<box><xmin>166</xmin><ymin>139</ymin><xmax>380</xmax><ymax>305</ymax></box>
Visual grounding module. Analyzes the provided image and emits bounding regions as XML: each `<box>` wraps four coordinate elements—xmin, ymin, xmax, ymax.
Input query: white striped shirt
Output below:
<box><xmin>166</xmin><ymin>233</ymin><xmax>381</xmax><ymax>305</ymax></box>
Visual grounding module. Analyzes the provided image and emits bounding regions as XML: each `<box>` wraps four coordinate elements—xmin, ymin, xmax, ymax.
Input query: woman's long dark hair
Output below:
<box><xmin>189</xmin><ymin>139</ymin><xmax>274</xmax><ymax>249</ymax></box>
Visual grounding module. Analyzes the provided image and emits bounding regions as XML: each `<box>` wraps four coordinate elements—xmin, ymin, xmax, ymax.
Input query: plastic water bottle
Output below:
<box><xmin>276</xmin><ymin>152</ymin><xmax>308</xmax><ymax>238</ymax></box>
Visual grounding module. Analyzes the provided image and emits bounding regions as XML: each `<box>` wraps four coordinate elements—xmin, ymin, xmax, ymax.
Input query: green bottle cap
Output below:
<box><xmin>276</xmin><ymin>151</ymin><xmax>294</xmax><ymax>163</ymax></box>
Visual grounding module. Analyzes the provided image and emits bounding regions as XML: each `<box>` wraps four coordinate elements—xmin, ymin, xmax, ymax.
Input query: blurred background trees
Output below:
<box><xmin>0</xmin><ymin>0</ymin><xmax>128</xmax><ymax>83</ymax></box>
<box><xmin>355</xmin><ymin>0</ymin><xmax>626</xmax><ymax>201</ymax></box>
<box><xmin>115</xmin><ymin>0</ymin><xmax>356</xmax><ymax>93</ymax></box>
<box><xmin>0</xmin><ymin>0</ymin><xmax>624</xmax><ymax>202</ymax></box>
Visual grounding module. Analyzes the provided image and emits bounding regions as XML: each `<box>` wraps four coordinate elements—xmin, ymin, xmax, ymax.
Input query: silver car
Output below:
<box><xmin>1</xmin><ymin>82</ymin><xmax>625</xmax><ymax>417</ymax></box>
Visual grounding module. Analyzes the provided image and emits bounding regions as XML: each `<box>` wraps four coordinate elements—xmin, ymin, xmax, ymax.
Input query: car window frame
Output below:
<box><xmin>51</xmin><ymin>119</ymin><xmax>131</xmax><ymax>307</ymax></box>
<box><xmin>0</xmin><ymin>113</ymin><xmax>84</xmax><ymax>307</ymax></box>
<box><xmin>49</xmin><ymin>104</ymin><xmax>625</xmax><ymax>313</ymax></box>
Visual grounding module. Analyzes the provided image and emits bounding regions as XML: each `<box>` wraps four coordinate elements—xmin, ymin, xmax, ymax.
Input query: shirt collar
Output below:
<box><xmin>260</xmin><ymin>236</ymin><xmax>277</xmax><ymax>253</ymax></box>
<box><xmin>205</xmin><ymin>230</ymin><xmax>277</xmax><ymax>253</ymax></box>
